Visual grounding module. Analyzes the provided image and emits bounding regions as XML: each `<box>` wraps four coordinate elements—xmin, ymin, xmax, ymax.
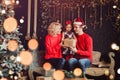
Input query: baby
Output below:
<box><xmin>61</xmin><ymin>20</ymin><xmax>76</xmax><ymax>60</ymax></box>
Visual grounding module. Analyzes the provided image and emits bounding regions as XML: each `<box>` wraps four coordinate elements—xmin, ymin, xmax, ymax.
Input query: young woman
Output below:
<box><xmin>44</xmin><ymin>22</ymin><xmax>65</xmax><ymax>70</ymax></box>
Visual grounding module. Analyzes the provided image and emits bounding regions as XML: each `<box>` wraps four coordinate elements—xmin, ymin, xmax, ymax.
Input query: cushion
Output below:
<box><xmin>92</xmin><ymin>51</ymin><xmax>101</xmax><ymax>65</ymax></box>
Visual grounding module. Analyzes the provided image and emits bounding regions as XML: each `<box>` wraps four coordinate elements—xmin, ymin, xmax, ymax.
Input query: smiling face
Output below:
<box><xmin>65</xmin><ymin>24</ymin><xmax>72</xmax><ymax>31</ymax></box>
<box><xmin>73</xmin><ymin>24</ymin><xmax>83</xmax><ymax>34</ymax></box>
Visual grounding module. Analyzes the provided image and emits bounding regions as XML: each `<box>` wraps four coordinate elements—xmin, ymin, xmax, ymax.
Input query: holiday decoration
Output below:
<box><xmin>19</xmin><ymin>50</ymin><xmax>33</xmax><ymax>66</ymax></box>
<box><xmin>7</xmin><ymin>39</ymin><xmax>18</xmax><ymax>51</ymax></box>
<box><xmin>0</xmin><ymin>40</ymin><xmax>7</xmax><ymax>50</ymax></box>
<box><xmin>0</xmin><ymin>1</ymin><xmax>26</xmax><ymax>79</ymax></box>
<box><xmin>3</xmin><ymin>17</ymin><xmax>17</xmax><ymax>33</ymax></box>
<box><xmin>28</xmin><ymin>38</ymin><xmax>38</xmax><ymax>50</ymax></box>
<box><xmin>63</xmin><ymin>38</ymin><xmax>76</xmax><ymax>48</ymax></box>
<box><xmin>39</xmin><ymin>0</ymin><xmax>120</xmax><ymax>33</ymax></box>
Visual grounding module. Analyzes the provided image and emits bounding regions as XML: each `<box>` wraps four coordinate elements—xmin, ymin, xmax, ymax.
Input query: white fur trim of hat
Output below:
<box><xmin>73</xmin><ymin>22</ymin><xmax>82</xmax><ymax>25</ymax></box>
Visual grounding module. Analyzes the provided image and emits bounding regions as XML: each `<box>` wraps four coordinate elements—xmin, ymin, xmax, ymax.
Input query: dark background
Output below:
<box><xmin>14</xmin><ymin>0</ymin><xmax>120</xmax><ymax>79</ymax></box>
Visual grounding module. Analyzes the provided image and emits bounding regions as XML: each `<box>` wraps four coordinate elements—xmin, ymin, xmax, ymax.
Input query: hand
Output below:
<box><xmin>70</xmin><ymin>47</ymin><xmax>77</xmax><ymax>53</ymax></box>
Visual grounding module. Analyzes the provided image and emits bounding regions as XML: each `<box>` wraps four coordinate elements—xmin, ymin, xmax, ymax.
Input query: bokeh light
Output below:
<box><xmin>19</xmin><ymin>19</ymin><xmax>24</xmax><ymax>23</ymax></box>
<box><xmin>73</xmin><ymin>68</ymin><xmax>82</xmax><ymax>77</ymax></box>
<box><xmin>1</xmin><ymin>10</ymin><xmax>6</xmax><ymax>14</ymax></box>
<box><xmin>19</xmin><ymin>50</ymin><xmax>33</xmax><ymax>66</ymax></box>
<box><xmin>3</xmin><ymin>17</ymin><xmax>17</xmax><ymax>33</ymax></box>
<box><xmin>8</xmin><ymin>70</ymin><xmax>14</xmax><ymax>75</ymax></box>
<box><xmin>113</xmin><ymin>5</ymin><xmax>117</xmax><ymax>9</ymax></box>
<box><xmin>53</xmin><ymin>70</ymin><xmax>65</xmax><ymax>80</ymax></box>
<box><xmin>0</xmin><ymin>78</ymin><xmax>8</xmax><ymax>80</ymax></box>
<box><xmin>104</xmin><ymin>69</ymin><xmax>109</xmax><ymax>76</ymax></box>
<box><xmin>3</xmin><ymin>0</ymin><xmax>15</xmax><ymax>5</ymax></box>
<box><xmin>111</xmin><ymin>43</ymin><xmax>119</xmax><ymax>51</ymax></box>
<box><xmin>28</xmin><ymin>38</ymin><xmax>38</xmax><ymax>50</ymax></box>
<box><xmin>43</xmin><ymin>62</ymin><xmax>52</xmax><ymax>71</ymax></box>
<box><xmin>117</xmin><ymin>68</ymin><xmax>120</xmax><ymax>74</ymax></box>
<box><xmin>14</xmin><ymin>76</ymin><xmax>18</xmax><ymax>80</ymax></box>
<box><xmin>7</xmin><ymin>40</ymin><xmax>18</xmax><ymax>52</ymax></box>
<box><xmin>16</xmin><ymin>56</ymin><xmax>21</xmax><ymax>62</ymax></box>
<box><xmin>16</xmin><ymin>0</ymin><xmax>19</xmax><ymax>5</ymax></box>
<box><xmin>109</xmin><ymin>74</ymin><xmax>114</xmax><ymax>80</ymax></box>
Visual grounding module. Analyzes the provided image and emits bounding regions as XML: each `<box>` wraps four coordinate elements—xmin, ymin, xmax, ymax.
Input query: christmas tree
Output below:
<box><xmin>0</xmin><ymin>0</ymin><xmax>26</xmax><ymax>79</ymax></box>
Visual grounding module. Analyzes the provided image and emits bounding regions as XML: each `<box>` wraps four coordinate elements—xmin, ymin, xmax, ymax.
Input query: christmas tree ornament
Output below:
<box><xmin>8</xmin><ymin>70</ymin><xmax>14</xmax><ymax>75</ymax></box>
<box><xmin>19</xmin><ymin>50</ymin><xmax>33</xmax><ymax>66</ymax></box>
<box><xmin>3</xmin><ymin>17</ymin><xmax>17</xmax><ymax>33</ymax></box>
<box><xmin>10</xmin><ymin>55</ymin><xmax>15</xmax><ymax>60</ymax></box>
<box><xmin>28</xmin><ymin>38</ymin><xmax>38</xmax><ymax>50</ymax></box>
<box><xmin>7</xmin><ymin>40</ymin><xmax>18</xmax><ymax>52</ymax></box>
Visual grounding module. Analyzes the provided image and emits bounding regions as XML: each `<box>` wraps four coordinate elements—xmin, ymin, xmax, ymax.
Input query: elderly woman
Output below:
<box><xmin>44</xmin><ymin>22</ymin><xmax>65</xmax><ymax>70</ymax></box>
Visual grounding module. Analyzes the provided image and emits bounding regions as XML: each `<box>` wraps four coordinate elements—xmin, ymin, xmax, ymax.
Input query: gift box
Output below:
<box><xmin>63</xmin><ymin>38</ymin><xmax>76</xmax><ymax>47</ymax></box>
<box><xmin>36</xmin><ymin>76</ymin><xmax>53</xmax><ymax>80</ymax></box>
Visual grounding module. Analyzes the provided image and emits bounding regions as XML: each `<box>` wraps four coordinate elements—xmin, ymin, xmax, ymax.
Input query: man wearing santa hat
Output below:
<box><xmin>68</xmin><ymin>17</ymin><xmax>93</xmax><ymax>78</ymax></box>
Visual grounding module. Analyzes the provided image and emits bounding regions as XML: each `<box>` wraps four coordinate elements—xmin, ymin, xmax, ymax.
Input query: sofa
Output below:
<box><xmin>86</xmin><ymin>51</ymin><xmax>115</xmax><ymax>80</ymax></box>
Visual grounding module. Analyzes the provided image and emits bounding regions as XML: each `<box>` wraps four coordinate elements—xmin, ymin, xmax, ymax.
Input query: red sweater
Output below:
<box><xmin>45</xmin><ymin>34</ymin><xmax>62</xmax><ymax>59</ymax></box>
<box><xmin>75</xmin><ymin>33</ymin><xmax>93</xmax><ymax>61</ymax></box>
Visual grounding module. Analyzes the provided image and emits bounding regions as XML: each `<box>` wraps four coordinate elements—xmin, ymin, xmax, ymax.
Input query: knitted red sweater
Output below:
<box><xmin>75</xmin><ymin>33</ymin><xmax>93</xmax><ymax>61</ymax></box>
<box><xmin>45</xmin><ymin>34</ymin><xmax>62</xmax><ymax>59</ymax></box>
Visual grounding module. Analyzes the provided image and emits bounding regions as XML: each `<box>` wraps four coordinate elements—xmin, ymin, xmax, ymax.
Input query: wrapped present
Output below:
<box><xmin>36</xmin><ymin>76</ymin><xmax>53</xmax><ymax>80</ymax></box>
<box><xmin>63</xmin><ymin>38</ymin><xmax>76</xmax><ymax>47</ymax></box>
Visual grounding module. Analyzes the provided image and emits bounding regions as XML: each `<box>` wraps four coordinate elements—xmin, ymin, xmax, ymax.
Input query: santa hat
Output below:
<box><xmin>73</xmin><ymin>17</ymin><xmax>87</xmax><ymax>29</ymax></box>
<box><xmin>73</xmin><ymin>17</ymin><xmax>85</xmax><ymax>26</ymax></box>
<box><xmin>65</xmin><ymin>20</ymin><xmax>72</xmax><ymax>25</ymax></box>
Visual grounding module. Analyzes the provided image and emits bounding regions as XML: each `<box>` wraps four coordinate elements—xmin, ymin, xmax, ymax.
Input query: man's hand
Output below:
<box><xmin>70</xmin><ymin>47</ymin><xmax>77</xmax><ymax>53</ymax></box>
